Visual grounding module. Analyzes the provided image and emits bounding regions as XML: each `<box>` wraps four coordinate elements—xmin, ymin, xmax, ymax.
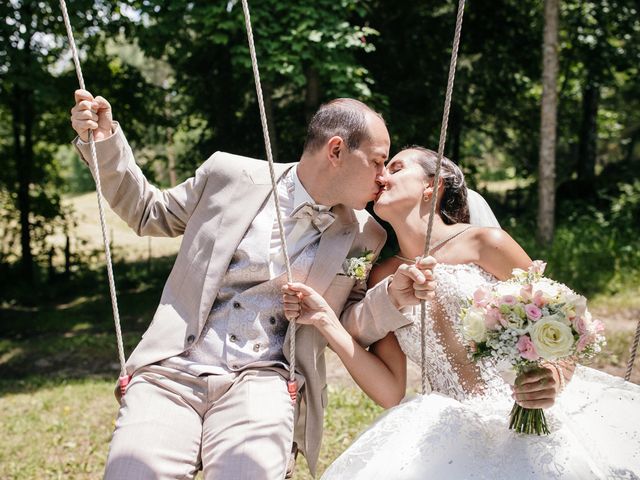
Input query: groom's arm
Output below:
<box><xmin>74</xmin><ymin>123</ymin><xmax>219</xmax><ymax>238</ymax></box>
<box><xmin>340</xmin><ymin>276</ymin><xmax>412</xmax><ymax>348</ymax></box>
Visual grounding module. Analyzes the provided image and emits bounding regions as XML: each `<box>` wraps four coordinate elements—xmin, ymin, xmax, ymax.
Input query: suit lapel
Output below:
<box><xmin>305</xmin><ymin>204</ymin><xmax>357</xmax><ymax>295</ymax></box>
<box><xmin>217</xmin><ymin>161</ymin><xmax>295</xmax><ymax>259</ymax></box>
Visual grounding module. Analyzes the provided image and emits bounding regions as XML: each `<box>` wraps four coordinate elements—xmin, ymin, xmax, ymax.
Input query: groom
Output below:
<box><xmin>70</xmin><ymin>91</ymin><xmax>434</xmax><ymax>479</ymax></box>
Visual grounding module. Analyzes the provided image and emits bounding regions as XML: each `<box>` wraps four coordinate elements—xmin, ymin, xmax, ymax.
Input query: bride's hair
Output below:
<box><xmin>407</xmin><ymin>146</ymin><xmax>470</xmax><ymax>224</ymax></box>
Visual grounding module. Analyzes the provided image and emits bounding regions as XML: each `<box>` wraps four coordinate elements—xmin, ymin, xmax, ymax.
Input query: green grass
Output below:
<box><xmin>0</xmin><ymin>378</ymin><xmax>116</xmax><ymax>480</ymax></box>
<box><xmin>0</xmin><ymin>378</ymin><xmax>380</xmax><ymax>480</ymax></box>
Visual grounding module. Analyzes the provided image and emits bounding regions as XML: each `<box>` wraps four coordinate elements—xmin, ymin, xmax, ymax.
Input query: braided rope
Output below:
<box><xmin>625</xmin><ymin>318</ymin><xmax>640</xmax><ymax>381</ymax></box>
<box><xmin>59</xmin><ymin>0</ymin><xmax>127</xmax><ymax>379</ymax></box>
<box><xmin>420</xmin><ymin>0</ymin><xmax>466</xmax><ymax>395</ymax></box>
<box><xmin>240</xmin><ymin>0</ymin><xmax>297</xmax><ymax>387</ymax></box>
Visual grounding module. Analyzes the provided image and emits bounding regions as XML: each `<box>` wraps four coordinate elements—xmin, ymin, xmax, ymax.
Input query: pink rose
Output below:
<box><xmin>485</xmin><ymin>307</ymin><xmax>503</xmax><ymax>329</ymax></box>
<box><xmin>573</xmin><ymin>316</ymin><xmax>589</xmax><ymax>336</ymax></box>
<box><xmin>530</xmin><ymin>260</ymin><xmax>547</xmax><ymax>275</ymax></box>
<box><xmin>577</xmin><ymin>333</ymin><xmax>595</xmax><ymax>352</ymax></box>
<box><xmin>593</xmin><ymin>319</ymin><xmax>605</xmax><ymax>334</ymax></box>
<box><xmin>473</xmin><ymin>286</ymin><xmax>491</xmax><ymax>307</ymax></box>
<box><xmin>516</xmin><ymin>335</ymin><xmax>540</xmax><ymax>361</ymax></box>
<box><xmin>520</xmin><ymin>284</ymin><xmax>533</xmax><ymax>301</ymax></box>
<box><xmin>500</xmin><ymin>295</ymin><xmax>517</xmax><ymax>307</ymax></box>
<box><xmin>533</xmin><ymin>290</ymin><xmax>547</xmax><ymax>308</ymax></box>
<box><xmin>524</xmin><ymin>303</ymin><xmax>542</xmax><ymax>321</ymax></box>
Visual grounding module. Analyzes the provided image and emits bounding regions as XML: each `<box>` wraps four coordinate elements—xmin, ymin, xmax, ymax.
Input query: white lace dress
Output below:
<box><xmin>322</xmin><ymin>264</ymin><xmax>640</xmax><ymax>480</ymax></box>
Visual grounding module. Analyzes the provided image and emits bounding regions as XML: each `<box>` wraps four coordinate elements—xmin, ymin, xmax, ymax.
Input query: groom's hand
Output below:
<box><xmin>388</xmin><ymin>256</ymin><xmax>437</xmax><ymax>308</ymax></box>
<box><xmin>71</xmin><ymin>89</ymin><xmax>115</xmax><ymax>142</ymax></box>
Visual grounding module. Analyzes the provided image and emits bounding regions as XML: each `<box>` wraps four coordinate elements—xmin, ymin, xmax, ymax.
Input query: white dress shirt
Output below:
<box><xmin>268</xmin><ymin>166</ymin><xmax>331</xmax><ymax>277</ymax></box>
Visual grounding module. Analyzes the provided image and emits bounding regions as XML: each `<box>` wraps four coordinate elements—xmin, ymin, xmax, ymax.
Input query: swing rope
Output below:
<box><xmin>59</xmin><ymin>0</ymin><xmax>129</xmax><ymax>396</ymax></box>
<box><xmin>240</xmin><ymin>0</ymin><xmax>298</xmax><ymax>401</ymax></box>
<box><xmin>420</xmin><ymin>0</ymin><xmax>466</xmax><ymax>395</ymax></box>
<box><xmin>625</xmin><ymin>320</ymin><xmax>640</xmax><ymax>381</ymax></box>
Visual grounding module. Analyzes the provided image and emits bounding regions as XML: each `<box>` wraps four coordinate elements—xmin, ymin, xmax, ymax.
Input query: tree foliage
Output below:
<box><xmin>1</xmin><ymin>0</ymin><xmax>638</xmax><ymax>289</ymax></box>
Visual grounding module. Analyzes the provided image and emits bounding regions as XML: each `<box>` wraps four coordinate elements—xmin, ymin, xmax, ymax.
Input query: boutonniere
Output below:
<box><xmin>342</xmin><ymin>250</ymin><xmax>375</xmax><ymax>281</ymax></box>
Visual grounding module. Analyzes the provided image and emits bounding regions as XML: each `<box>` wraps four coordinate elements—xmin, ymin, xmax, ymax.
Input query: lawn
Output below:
<box><xmin>0</xmin><ymin>376</ymin><xmax>383</xmax><ymax>479</ymax></box>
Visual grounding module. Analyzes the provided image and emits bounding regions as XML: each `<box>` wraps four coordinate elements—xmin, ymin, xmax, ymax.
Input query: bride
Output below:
<box><xmin>283</xmin><ymin>147</ymin><xmax>640</xmax><ymax>479</ymax></box>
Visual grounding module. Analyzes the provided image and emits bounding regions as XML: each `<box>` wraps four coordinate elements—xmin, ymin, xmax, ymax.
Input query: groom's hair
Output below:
<box><xmin>303</xmin><ymin>98</ymin><xmax>385</xmax><ymax>154</ymax></box>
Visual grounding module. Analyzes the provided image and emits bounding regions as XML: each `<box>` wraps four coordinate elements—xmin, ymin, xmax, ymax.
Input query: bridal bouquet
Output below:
<box><xmin>459</xmin><ymin>260</ymin><xmax>605</xmax><ymax>435</ymax></box>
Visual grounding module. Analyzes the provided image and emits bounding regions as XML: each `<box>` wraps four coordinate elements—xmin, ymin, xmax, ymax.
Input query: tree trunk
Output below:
<box><xmin>304</xmin><ymin>66</ymin><xmax>320</xmax><ymax>123</ymax></box>
<box><xmin>577</xmin><ymin>77</ymin><xmax>599</xmax><ymax>185</ymax></box>
<box><xmin>537</xmin><ymin>0</ymin><xmax>559</xmax><ymax>246</ymax></box>
<box><xmin>13</xmin><ymin>2</ymin><xmax>36</xmax><ymax>283</ymax></box>
<box><xmin>13</xmin><ymin>87</ymin><xmax>34</xmax><ymax>284</ymax></box>
<box><xmin>166</xmin><ymin>126</ymin><xmax>177</xmax><ymax>187</ymax></box>
<box><xmin>262</xmin><ymin>82</ymin><xmax>278</xmax><ymax>162</ymax></box>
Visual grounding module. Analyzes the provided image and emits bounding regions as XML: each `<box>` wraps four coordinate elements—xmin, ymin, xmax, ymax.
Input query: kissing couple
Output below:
<box><xmin>70</xmin><ymin>92</ymin><xmax>640</xmax><ymax>479</ymax></box>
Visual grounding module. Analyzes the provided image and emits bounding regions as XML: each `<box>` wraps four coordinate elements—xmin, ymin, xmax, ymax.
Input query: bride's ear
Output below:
<box><xmin>423</xmin><ymin>184</ymin><xmax>433</xmax><ymax>202</ymax></box>
<box><xmin>423</xmin><ymin>178</ymin><xmax>444</xmax><ymax>201</ymax></box>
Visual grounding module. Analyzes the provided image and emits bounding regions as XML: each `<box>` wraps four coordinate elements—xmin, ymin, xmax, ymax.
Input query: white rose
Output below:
<box><xmin>565</xmin><ymin>292</ymin><xmax>588</xmax><ymax>317</ymax></box>
<box><xmin>461</xmin><ymin>308</ymin><xmax>487</xmax><ymax>343</ymax></box>
<box><xmin>533</xmin><ymin>279</ymin><xmax>560</xmax><ymax>299</ymax></box>
<box><xmin>528</xmin><ymin>317</ymin><xmax>575</xmax><ymax>360</ymax></box>
<box><xmin>495</xmin><ymin>283</ymin><xmax>521</xmax><ymax>298</ymax></box>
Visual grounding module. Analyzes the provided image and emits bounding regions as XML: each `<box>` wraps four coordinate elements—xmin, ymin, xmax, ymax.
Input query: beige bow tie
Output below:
<box><xmin>290</xmin><ymin>202</ymin><xmax>336</xmax><ymax>233</ymax></box>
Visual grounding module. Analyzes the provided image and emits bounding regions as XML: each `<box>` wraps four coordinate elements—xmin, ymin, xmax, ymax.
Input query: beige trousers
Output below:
<box><xmin>104</xmin><ymin>364</ymin><xmax>295</xmax><ymax>480</ymax></box>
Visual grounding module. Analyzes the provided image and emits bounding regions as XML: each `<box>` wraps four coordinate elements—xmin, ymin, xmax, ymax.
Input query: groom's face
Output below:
<box><xmin>336</xmin><ymin>115</ymin><xmax>390</xmax><ymax>210</ymax></box>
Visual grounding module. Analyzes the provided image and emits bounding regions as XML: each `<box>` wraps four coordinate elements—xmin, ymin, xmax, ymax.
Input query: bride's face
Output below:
<box><xmin>373</xmin><ymin>150</ymin><xmax>428</xmax><ymax>220</ymax></box>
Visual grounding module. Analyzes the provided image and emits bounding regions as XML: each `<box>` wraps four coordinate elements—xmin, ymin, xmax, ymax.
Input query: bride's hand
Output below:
<box><xmin>388</xmin><ymin>256</ymin><xmax>437</xmax><ymax>308</ymax></box>
<box><xmin>512</xmin><ymin>366</ymin><xmax>560</xmax><ymax>409</ymax></box>
<box><xmin>281</xmin><ymin>282</ymin><xmax>338</xmax><ymax>328</ymax></box>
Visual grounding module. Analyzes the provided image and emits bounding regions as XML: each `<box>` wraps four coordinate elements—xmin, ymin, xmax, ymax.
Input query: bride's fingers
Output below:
<box><xmin>514</xmin><ymin>375</ymin><xmax>557</xmax><ymax>394</ymax></box>
<box><xmin>283</xmin><ymin>302</ymin><xmax>301</xmax><ymax>321</ymax></box>
<box><xmin>515</xmin><ymin>368</ymin><xmax>555</xmax><ymax>386</ymax></box>
<box><xmin>515</xmin><ymin>396</ymin><xmax>556</xmax><ymax>409</ymax></box>
<box><xmin>285</xmin><ymin>282</ymin><xmax>318</xmax><ymax>296</ymax></box>
<box><xmin>513</xmin><ymin>387</ymin><xmax>557</xmax><ymax>406</ymax></box>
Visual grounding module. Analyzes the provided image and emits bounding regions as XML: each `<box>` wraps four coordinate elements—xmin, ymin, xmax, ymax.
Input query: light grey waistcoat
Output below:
<box><xmin>163</xmin><ymin>198</ymin><xmax>318</xmax><ymax>376</ymax></box>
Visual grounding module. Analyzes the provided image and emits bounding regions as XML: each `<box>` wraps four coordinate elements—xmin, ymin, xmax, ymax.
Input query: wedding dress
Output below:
<box><xmin>322</xmin><ymin>263</ymin><xmax>640</xmax><ymax>479</ymax></box>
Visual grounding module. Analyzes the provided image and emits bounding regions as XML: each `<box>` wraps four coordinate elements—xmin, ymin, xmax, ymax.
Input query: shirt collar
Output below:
<box><xmin>292</xmin><ymin>166</ymin><xmax>330</xmax><ymax>212</ymax></box>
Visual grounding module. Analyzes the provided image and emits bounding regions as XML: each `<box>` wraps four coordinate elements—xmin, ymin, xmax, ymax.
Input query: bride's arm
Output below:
<box><xmin>282</xmin><ymin>282</ymin><xmax>407</xmax><ymax>408</ymax></box>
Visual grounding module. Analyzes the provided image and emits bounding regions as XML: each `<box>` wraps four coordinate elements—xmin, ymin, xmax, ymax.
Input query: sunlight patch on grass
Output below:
<box><xmin>68</xmin><ymin>323</ymin><xmax>93</xmax><ymax>333</ymax></box>
<box><xmin>55</xmin><ymin>294</ymin><xmax>103</xmax><ymax>311</ymax></box>
<box><xmin>0</xmin><ymin>346</ymin><xmax>23</xmax><ymax>366</ymax></box>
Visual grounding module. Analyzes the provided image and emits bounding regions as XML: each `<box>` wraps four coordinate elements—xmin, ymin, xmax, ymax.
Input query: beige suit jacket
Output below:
<box><xmin>75</xmin><ymin>124</ymin><xmax>410</xmax><ymax>474</ymax></box>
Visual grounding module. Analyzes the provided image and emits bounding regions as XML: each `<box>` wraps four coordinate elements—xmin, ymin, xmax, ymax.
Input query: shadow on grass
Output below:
<box><xmin>0</xmin><ymin>255</ymin><xmax>176</xmax><ymax>396</ymax></box>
